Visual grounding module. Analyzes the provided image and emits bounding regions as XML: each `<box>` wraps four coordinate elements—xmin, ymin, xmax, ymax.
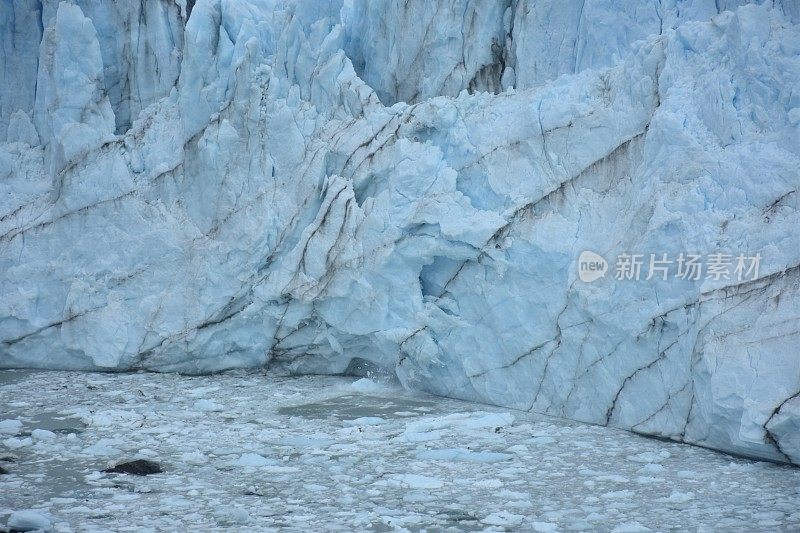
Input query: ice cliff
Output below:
<box><xmin>2</xmin><ymin>0</ymin><xmax>799</xmax><ymax>464</ymax></box>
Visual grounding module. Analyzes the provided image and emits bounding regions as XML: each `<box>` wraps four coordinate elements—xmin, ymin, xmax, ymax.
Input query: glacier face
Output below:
<box><xmin>1</xmin><ymin>0</ymin><xmax>800</xmax><ymax>465</ymax></box>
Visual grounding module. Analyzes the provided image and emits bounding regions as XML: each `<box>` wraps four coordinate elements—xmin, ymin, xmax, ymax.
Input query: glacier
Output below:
<box><xmin>1</xmin><ymin>0</ymin><xmax>799</xmax><ymax>466</ymax></box>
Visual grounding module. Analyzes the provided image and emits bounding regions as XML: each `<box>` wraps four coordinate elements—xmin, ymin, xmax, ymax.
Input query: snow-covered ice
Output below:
<box><xmin>2</xmin><ymin>370</ymin><xmax>800</xmax><ymax>531</ymax></box>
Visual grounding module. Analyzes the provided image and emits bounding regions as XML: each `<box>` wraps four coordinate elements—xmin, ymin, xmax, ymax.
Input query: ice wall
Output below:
<box><xmin>1</xmin><ymin>0</ymin><xmax>183</xmax><ymax>138</ymax></box>
<box><xmin>1</xmin><ymin>0</ymin><xmax>799</xmax><ymax>465</ymax></box>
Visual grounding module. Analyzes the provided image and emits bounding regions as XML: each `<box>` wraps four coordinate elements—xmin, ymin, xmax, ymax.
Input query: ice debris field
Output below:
<box><xmin>2</xmin><ymin>370</ymin><xmax>800</xmax><ymax>531</ymax></box>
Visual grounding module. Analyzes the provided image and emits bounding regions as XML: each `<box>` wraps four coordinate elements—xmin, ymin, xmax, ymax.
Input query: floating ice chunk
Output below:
<box><xmin>179</xmin><ymin>451</ymin><xmax>208</xmax><ymax>465</ymax></box>
<box><xmin>83</xmin><ymin>438</ymin><xmax>122</xmax><ymax>457</ymax></box>
<box><xmin>415</xmin><ymin>448</ymin><xmax>512</xmax><ymax>463</ymax></box>
<box><xmin>404</xmin><ymin>412</ymin><xmax>515</xmax><ymax>434</ymax></box>
<box><xmin>3</xmin><ymin>437</ymin><xmax>32</xmax><ymax>449</ymax></box>
<box><xmin>234</xmin><ymin>453</ymin><xmax>275</xmax><ymax>467</ymax></box>
<box><xmin>611</xmin><ymin>522</ymin><xmax>652</xmax><ymax>533</ymax></box>
<box><xmin>527</xmin><ymin>436</ymin><xmax>557</xmax><ymax>445</ymax></box>
<box><xmin>385</xmin><ymin>474</ymin><xmax>443</xmax><ymax>490</ymax></box>
<box><xmin>626</xmin><ymin>451</ymin><xmax>671</xmax><ymax>464</ymax></box>
<box><xmin>482</xmin><ymin>511</ymin><xmax>525</xmax><ymax>527</ymax></box>
<box><xmin>193</xmin><ymin>399</ymin><xmax>224</xmax><ymax>412</ymax></box>
<box><xmin>635</xmin><ymin>476</ymin><xmax>664</xmax><ymax>484</ymax></box>
<box><xmin>276</xmin><ymin>435</ymin><xmax>334</xmax><ymax>448</ymax></box>
<box><xmin>86</xmin><ymin>410</ymin><xmax>144</xmax><ymax>428</ymax></box>
<box><xmin>342</xmin><ymin>417</ymin><xmax>386</xmax><ymax>427</ymax></box>
<box><xmin>397</xmin><ymin>430</ymin><xmax>445</xmax><ymax>443</ymax></box>
<box><xmin>215</xmin><ymin>507</ymin><xmax>251</xmax><ymax>525</ymax></box>
<box><xmin>664</xmin><ymin>490</ymin><xmax>695</xmax><ymax>503</ymax></box>
<box><xmin>602</xmin><ymin>490</ymin><xmax>635</xmax><ymax>499</ymax></box>
<box><xmin>187</xmin><ymin>387</ymin><xmax>221</xmax><ymax>398</ymax></box>
<box><xmin>350</xmin><ymin>378</ymin><xmax>387</xmax><ymax>394</ymax></box>
<box><xmin>6</xmin><ymin>510</ymin><xmax>53</xmax><ymax>532</ymax></box>
<box><xmin>637</xmin><ymin>463</ymin><xmax>666</xmax><ymax>474</ymax></box>
<box><xmin>31</xmin><ymin>429</ymin><xmax>56</xmax><ymax>441</ymax></box>
<box><xmin>595</xmin><ymin>474</ymin><xmax>630</xmax><ymax>483</ymax></box>
<box><xmin>259</xmin><ymin>465</ymin><xmax>301</xmax><ymax>474</ymax></box>
<box><xmin>0</xmin><ymin>419</ymin><xmax>22</xmax><ymax>435</ymax></box>
<box><xmin>472</xmin><ymin>478</ymin><xmax>503</xmax><ymax>489</ymax></box>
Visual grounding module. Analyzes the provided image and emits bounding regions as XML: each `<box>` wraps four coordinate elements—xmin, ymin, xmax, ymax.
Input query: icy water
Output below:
<box><xmin>1</xmin><ymin>370</ymin><xmax>799</xmax><ymax>532</ymax></box>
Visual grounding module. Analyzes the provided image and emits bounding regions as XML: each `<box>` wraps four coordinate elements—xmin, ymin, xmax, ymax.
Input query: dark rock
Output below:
<box><xmin>103</xmin><ymin>459</ymin><xmax>162</xmax><ymax>476</ymax></box>
<box><xmin>0</xmin><ymin>465</ymin><xmax>8</xmax><ymax>474</ymax></box>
